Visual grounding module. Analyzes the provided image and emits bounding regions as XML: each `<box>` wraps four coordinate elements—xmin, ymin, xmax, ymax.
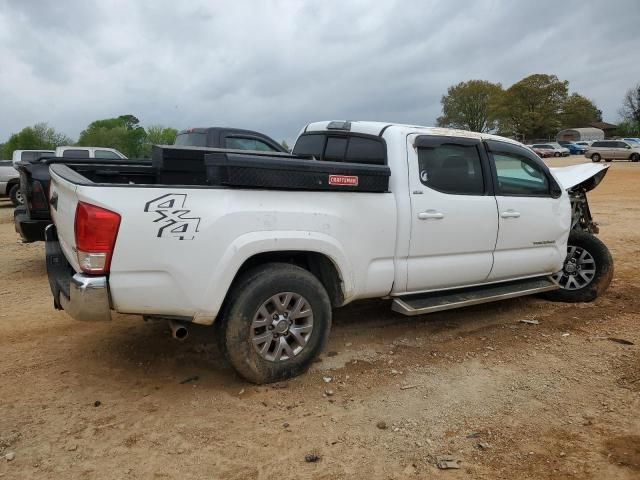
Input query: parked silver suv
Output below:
<box><xmin>585</xmin><ymin>140</ymin><xmax>640</xmax><ymax>163</ymax></box>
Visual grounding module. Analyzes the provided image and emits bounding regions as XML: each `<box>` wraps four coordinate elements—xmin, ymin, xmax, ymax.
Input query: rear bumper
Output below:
<box><xmin>45</xmin><ymin>225</ymin><xmax>112</xmax><ymax>321</ymax></box>
<box><xmin>14</xmin><ymin>206</ymin><xmax>49</xmax><ymax>242</ymax></box>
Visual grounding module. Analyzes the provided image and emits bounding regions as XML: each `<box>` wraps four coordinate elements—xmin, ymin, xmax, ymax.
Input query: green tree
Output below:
<box><xmin>436</xmin><ymin>80</ymin><xmax>503</xmax><ymax>132</ymax></box>
<box><xmin>2</xmin><ymin>123</ymin><xmax>73</xmax><ymax>158</ymax></box>
<box><xmin>78</xmin><ymin>114</ymin><xmax>146</xmax><ymax>157</ymax></box>
<box><xmin>496</xmin><ymin>74</ymin><xmax>569</xmax><ymax>141</ymax></box>
<box><xmin>620</xmin><ymin>82</ymin><xmax>640</xmax><ymax>123</ymax></box>
<box><xmin>560</xmin><ymin>94</ymin><xmax>600</xmax><ymax>129</ymax></box>
<box><xmin>142</xmin><ymin>125</ymin><xmax>178</xmax><ymax>157</ymax></box>
<box><xmin>616</xmin><ymin>119</ymin><xmax>640</xmax><ymax>137</ymax></box>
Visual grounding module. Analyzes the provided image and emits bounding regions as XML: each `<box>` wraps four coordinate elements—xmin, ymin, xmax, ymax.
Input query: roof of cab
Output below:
<box><xmin>304</xmin><ymin>120</ymin><xmax>523</xmax><ymax>147</ymax></box>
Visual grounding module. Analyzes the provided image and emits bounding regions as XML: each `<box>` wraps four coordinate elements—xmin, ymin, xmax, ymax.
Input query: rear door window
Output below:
<box><xmin>417</xmin><ymin>139</ymin><xmax>485</xmax><ymax>195</ymax></box>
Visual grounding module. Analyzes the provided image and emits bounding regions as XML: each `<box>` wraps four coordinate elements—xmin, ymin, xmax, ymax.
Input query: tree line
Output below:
<box><xmin>437</xmin><ymin>73</ymin><xmax>639</xmax><ymax>141</ymax></box>
<box><xmin>1</xmin><ymin>115</ymin><xmax>177</xmax><ymax>159</ymax></box>
<box><xmin>618</xmin><ymin>83</ymin><xmax>640</xmax><ymax>137</ymax></box>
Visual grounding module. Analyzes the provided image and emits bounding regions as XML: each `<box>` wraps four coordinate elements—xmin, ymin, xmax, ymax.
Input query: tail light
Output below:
<box><xmin>30</xmin><ymin>181</ymin><xmax>48</xmax><ymax>211</ymax></box>
<box><xmin>74</xmin><ymin>202</ymin><xmax>121</xmax><ymax>274</ymax></box>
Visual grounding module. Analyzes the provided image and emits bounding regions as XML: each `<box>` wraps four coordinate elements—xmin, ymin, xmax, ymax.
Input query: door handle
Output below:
<box><xmin>501</xmin><ymin>210</ymin><xmax>521</xmax><ymax>218</ymax></box>
<box><xmin>418</xmin><ymin>210</ymin><xmax>444</xmax><ymax>220</ymax></box>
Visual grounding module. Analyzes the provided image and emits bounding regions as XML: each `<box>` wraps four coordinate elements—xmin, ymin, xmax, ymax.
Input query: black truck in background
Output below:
<box><xmin>14</xmin><ymin>127</ymin><xmax>288</xmax><ymax>242</ymax></box>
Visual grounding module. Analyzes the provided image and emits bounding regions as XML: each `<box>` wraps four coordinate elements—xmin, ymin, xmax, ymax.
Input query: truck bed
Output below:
<box><xmin>52</xmin><ymin>145</ymin><xmax>391</xmax><ymax>193</ymax></box>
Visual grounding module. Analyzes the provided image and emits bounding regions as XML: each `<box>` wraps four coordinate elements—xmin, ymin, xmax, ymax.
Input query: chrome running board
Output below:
<box><xmin>392</xmin><ymin>277</ymin><xmax>558</xmax><ymax>317</ymax></box>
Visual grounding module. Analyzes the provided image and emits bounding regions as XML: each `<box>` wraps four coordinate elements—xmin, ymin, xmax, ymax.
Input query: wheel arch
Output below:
<box><xmin>6</xmin><ymin>179</ymin><xmax>19</xmax><ymax>195</ymax></box>
<box><xmin>230</xmin><ymin>250</ymin><xmax>346</xmax><ymax>308</ymax></box>
<box><xmin>192</xmin><ymin>232</ymin><xmax>355</xmax><ymax>326</ymax></box>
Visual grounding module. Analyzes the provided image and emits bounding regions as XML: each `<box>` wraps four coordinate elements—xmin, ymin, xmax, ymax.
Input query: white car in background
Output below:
<box><xmin>0</xmin><ymin>160</ymin><xmax>21</xmax><ymax>205</ymax></box>
<box><xmin>529</xmin><ymin>143</ymin><xmax>570</xmax><ymax>157</ymax></box>
<box><xmin>54</xmin><ymin>146</ymin><xmax>127</xmax><ymax>159</ymax></box>
<box><xmin>12</xmin><ymin>147</ymin><xmax>127</xmax><ymax>165</ymax></box>
<box><xmin>12</xmin><ymin>149</ymin><xmax>55</xmax><ymax>166</ymax></box>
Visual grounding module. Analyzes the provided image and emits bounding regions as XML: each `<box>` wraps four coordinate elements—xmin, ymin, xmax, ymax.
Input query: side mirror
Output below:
<box><xmin>626</xmin><ymin>145</ymin><xmax>632</xmax><ymax>149</ymax></box>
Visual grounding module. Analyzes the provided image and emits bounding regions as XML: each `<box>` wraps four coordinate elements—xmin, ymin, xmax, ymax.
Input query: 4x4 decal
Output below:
<box><xmin>144</xmin><ymin>194</ymin><xmax>201</xmax><ymax>240</ymax></box>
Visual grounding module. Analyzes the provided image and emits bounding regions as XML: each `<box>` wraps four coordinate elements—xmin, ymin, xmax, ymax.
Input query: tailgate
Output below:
<box><xmin>49</xmin><ymin>166</ymin><xmax>81</xmax><ymax>272</ymax></box>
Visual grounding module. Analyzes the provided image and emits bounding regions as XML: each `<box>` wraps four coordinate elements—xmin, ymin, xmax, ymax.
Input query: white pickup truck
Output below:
<box><xmin>45</xmin><ymin>121</ymin><xmax>613</xmax><ymax>383</ymax></box>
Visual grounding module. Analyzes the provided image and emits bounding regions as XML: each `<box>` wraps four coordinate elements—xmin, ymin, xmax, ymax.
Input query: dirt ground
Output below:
<box><xmin>0</xmin><ymin>156</ymin><xmax>638</xmax><ymax>479</ymax></box>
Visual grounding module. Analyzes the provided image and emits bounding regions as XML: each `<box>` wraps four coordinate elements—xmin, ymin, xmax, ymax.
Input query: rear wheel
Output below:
<box><xmin>545</xmin><ymin>231</ymin><xmax>613</xmax><ymax>303</ymax></box>
<box><xmin>9</xmin><ymin>184</ymin><xmax>23</xmax><ymax>207</ymax></box>
<box><xmin>591</xmin><ymin>153</ymin><xmax>601</xmax><ymax>162</ymax></box>
<box><xmin>630</xmin><ymin>153</ymin><xmax>639</xmax><ymax>162</ymax></box>
<box><xmin>219</xmin><ymin>263</ymin><xmax>332</xmax><ymax>384</ymax></box>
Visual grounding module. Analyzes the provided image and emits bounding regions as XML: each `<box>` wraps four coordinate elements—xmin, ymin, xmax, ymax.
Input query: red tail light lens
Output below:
<box><xmin>30</xmin><ymin>180</ymin><xmax>48</xmax><ymax>210</ymax></box>
<box><xmin>74</xmin><ymin>202</ymin><xmax>121</xmax><ymax>274</ymax></box>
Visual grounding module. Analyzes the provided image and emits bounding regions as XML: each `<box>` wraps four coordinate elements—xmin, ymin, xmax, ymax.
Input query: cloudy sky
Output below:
<box><xmin>1</xmin><ymin>0</ymin><xmax>639</xmax><ymax>144</ymax></box>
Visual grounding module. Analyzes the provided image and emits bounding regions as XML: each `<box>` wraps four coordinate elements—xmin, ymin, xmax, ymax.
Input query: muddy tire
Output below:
<box><xmin>544</xmin><ymin>231</ymin><xmax>613</xmax><ymax>303</ymax></box>
<box><xmin>9</xmin><ymin>184</ymin><xmax>23</xmax><ymax>207</ymax></box>
<box><xmin>218</xmin><ymin>263</ymin><xmax>332</xmax><ymax>384</ymax></box>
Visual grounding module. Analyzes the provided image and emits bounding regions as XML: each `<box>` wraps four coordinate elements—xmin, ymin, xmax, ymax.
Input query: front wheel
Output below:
<box><xmin>630</xmin><ymin>153</ymin><xmax>639</xmax><ymax>162</ymax></box>
<box><xmin>9</xmin><ymin>184</ymin><xmax>23</xmax><ymax>207</ymax></box>
<box><xmin>591</xmin><ymin>153</ymin><xmax>601</xmax><ymax>162</ymax></box>
<box><xmin>545</xmin><ymin>231</ymin><xmax>613</xmax><ymax>303</ymax></box>
<box><xmin>219</xmin><ymin>263</ymin><xmax>332</xmax><ymax>384</ymax></box>
<box><xmin>554</xmin><ymin>152</ymin><xmax>561</xmax><ymax>157</ymax></box>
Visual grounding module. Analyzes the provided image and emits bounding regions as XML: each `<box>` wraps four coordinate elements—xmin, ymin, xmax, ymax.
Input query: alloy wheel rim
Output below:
<box><xmin>16</xmin><ymin>189</ymin><xmax>24</xmax><ymax>204</ymax></box>
<box><xmin>552</xmin><ymin>246</ymin><xmax>596</xmax><ymax>290</ymax></box>
<box><xmin>250</xmin><ymin>292</ymin><xmax>313</xmax><ymax>362</ymax></box>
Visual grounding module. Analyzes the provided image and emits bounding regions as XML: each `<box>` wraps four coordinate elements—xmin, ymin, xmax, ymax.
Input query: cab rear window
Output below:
<box><xmin>293</xmin><ymin>133</ymin><xmax>386</xmax><ymax>164</ymax></box>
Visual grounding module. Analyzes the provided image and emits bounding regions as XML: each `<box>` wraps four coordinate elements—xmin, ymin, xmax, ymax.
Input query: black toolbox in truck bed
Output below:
<box><xmin>204</xmin><ymin>152</ymin><xmax>390</xmax><ymax>192</ymax></box>
<box><xmin>153</xmin><ymin>145</ymin><xmax>391</xmax><ymax>192</ymax></box>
